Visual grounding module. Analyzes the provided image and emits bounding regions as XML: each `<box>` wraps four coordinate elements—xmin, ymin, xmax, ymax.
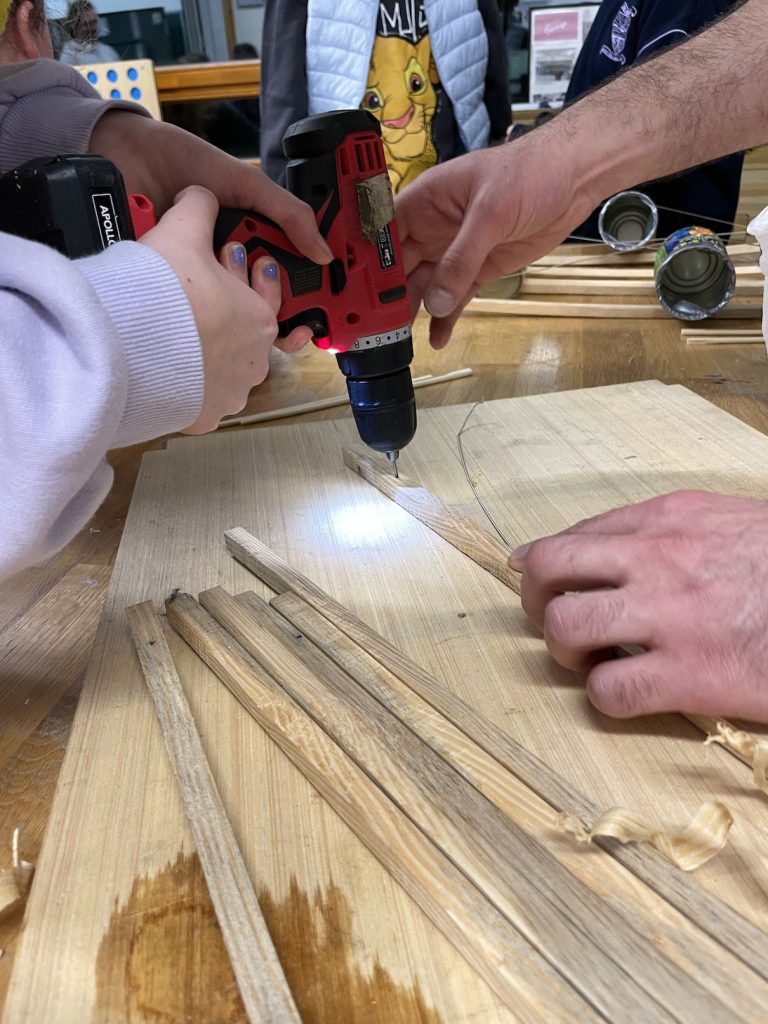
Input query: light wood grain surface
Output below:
<box><xmin>2</xmin><ymin>292</ymin><xmax>768</xmax><ymax>1020</ymax></box>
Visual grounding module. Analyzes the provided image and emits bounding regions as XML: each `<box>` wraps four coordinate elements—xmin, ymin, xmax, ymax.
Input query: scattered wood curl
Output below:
<box><xmin>0</xmin><ymin>827</ymin><xmax>34</xmax><ymax>921</ymax></box>
<box><xmin>704</xmin><ymin>720</ymin><xmax>768</xmax><ymax>794</ymax></box>
<box><xmin>556</xmin><ymin>801</ymin><xmax>734</xmax><ymax>871</ymax></box>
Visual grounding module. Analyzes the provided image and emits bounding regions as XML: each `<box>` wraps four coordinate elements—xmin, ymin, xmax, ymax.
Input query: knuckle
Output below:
<box><xmin>588</xmin><ymin>660</ymin><xmax>659</xmax><ymax>717</ymax></box>
<box><xmin>438</xmin><ymin>247</ymin><xmax>476</xmax><ymax>281</ymax></box>
<box><xmin>543</xmin><ymin>598</ymin><xmax>575</xmax><ymax>648</ymax></box>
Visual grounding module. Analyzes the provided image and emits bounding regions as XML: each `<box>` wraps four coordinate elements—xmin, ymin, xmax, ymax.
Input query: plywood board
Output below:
<box><xmin>8</xmin><ymin>381</ymin><xmax>768</xmax><ymax>1022</ymax></box>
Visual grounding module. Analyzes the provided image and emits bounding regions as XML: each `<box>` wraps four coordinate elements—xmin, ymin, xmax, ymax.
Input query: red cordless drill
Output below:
<box><xmin>0</xmin><ymin>109</ymin><xmax>416</xmax><ymax>470</ymax></box>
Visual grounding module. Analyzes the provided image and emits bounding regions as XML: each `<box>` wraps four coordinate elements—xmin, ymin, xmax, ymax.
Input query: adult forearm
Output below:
<box><xmin>548</xmin><ymin>0</ymin><xmax>765</xmax><ymax>212</ymax></box>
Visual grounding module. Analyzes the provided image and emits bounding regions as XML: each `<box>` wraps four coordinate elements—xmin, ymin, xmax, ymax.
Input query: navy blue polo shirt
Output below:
<box><xmin>566</xmin><ymin>0</ymin><xmax>744</xmax><ymax>241</ymax></box>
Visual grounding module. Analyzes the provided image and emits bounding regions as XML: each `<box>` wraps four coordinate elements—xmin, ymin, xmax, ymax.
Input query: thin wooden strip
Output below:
<box><xmin>164</xmin><ymin>593</ymin><xmax>598</xmax><ymax>1024</ymax></box>
<box><xmin>464</xmin><ymin>297</ymin><xmax>761</xmax><ymax>319</ymax></box>
<box><xmin>528</xmin><ymin>265</ymin><xmax>656</xmax><ymax>279</ymax></box>
<box><xmin>125</xmin><ymin>601</ymin><xmax>300</xmax><ymax>1024</ymax></box>
<box><xmin>522</xmin><ymin>278</ymin><xmax>660</xmax><ymax>296</ymax></box>
<box><xmin>681</xmin><ymin>327</ymin><xmax>764</xmax><ymax>336</ymax></box>
<box><xmin>532</xmin><ymin>251</ymin><xmax>656</xmax><ymax>267</ymax></box>
<box><xmin>528</xmin><ymin>265</ymin><xmax>761</xmax><ymax>280</ymax></box>
<box><xmin>341</xmin><ymin>446</ymin><xmax>520</xmax><ymax>593</ymax></box>
<box><xmin>0</xmin><ymin>564</ymin><xmax>110</xmax><ymax>774</ymax></box>
<box><xmin>217</xmin><ymin>369</ymin><xmax>474</xmax><ymax>429</ymax></box>
<box><xmin>199</xmin><ymin>587</ymin><xmax>701</xmax><ymax>1024</ymax></box>
<box><xmin>521</xmin><ymin>278</ymin><xmax>763</xmax><ymax>297</ymax></box>
<box><xmin>685</xmin><ymin>336</ymin><xmax>764</xmax><ymax>346</ymax></box>
<box><xmin>223</xmin><ymin>527</ymin><xmax>768</xmax><ymax>982</ymax></box>
<box><xmin>264</xmin><ymin>591</ymin><xmax>768</xmax><ymax>1019</ymax></box>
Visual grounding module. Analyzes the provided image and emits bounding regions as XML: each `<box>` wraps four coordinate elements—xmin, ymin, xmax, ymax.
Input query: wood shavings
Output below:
<box><xmin>0</xmin><ymin>827</ymin><xmax>34</xmax><ymax>921</ymax></box>
<box><xmin>704</xmin><ymin>720</ymin><xmax>768</xmax><ymax>794</ymax></box>
<box><xmin>556</xmin><ymin>801</ymin><xmax>733</xmax><ymax>871</ymax></box>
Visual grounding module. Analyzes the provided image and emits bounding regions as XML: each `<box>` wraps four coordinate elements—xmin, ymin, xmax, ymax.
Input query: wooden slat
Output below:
<box><xmin>165</xmin><ymin>592</ymin><xmax>593</xmax><ymax>1023</ymax></box>
<box><xmin>521</xmin><ymin>278</ymin><xmax>763</xmax><ymax>297</ymax></box>
<box><xmin>465</xmin><ymin>297</ymin><xmax>761</xmax><ymax>319</ymax></box>
<box><xmin>526</xmin><ymin>264</ymin><xmax>762</xmax><ymax>280</ymax></box>
<box><xmin>126</xmin><ymin>601</ymin><xmax>300</xmax><ymax>1024</ymax></box>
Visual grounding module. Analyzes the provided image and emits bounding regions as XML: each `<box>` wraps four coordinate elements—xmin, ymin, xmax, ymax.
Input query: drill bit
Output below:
<box><xmin>387</xmin><ymin>450</ymin><xmax>399</xmax><ymax>478</ymax></box>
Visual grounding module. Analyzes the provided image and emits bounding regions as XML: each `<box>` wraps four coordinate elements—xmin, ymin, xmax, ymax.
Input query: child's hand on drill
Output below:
<box><xmin>140</xmin><ymin>186</ymin><xmax>303</xmax><ymax>434</ymax></box>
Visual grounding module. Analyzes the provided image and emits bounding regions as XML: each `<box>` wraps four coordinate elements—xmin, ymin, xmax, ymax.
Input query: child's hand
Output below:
<box><xmin>140</xmin><ymin>186</ymin><xmax>288</xmax><ymax>433</ymax></box>
<box><xmin>90</xmin><ymin>112</ymin><xmax>333</xmax><ymax>267</ymax></box>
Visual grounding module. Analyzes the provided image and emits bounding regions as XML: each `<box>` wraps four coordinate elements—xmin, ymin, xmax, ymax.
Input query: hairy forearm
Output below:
<box><xmin>545</xmin><ymin>0</ymin><xmax>765</xmax><ymax>210</ymax></box>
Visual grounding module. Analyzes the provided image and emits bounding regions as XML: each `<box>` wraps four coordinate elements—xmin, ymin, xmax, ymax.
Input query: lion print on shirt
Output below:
<box><xmin>361</xmin><ymin>33</ymin><xmax>439</xmax><ymax>193</ymax></box>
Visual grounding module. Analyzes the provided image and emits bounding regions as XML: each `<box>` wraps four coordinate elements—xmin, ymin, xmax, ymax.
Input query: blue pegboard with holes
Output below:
<box><xmin>74</xmin><ymin>59</ymin><xmax>161</xmax><ymax>120</ymax></box>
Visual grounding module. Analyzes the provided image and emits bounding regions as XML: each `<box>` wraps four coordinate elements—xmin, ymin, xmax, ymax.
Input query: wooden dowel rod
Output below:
<box><xmin>263</xmin><ymin>590</ymin><xmax>768</xmax><ymax>1019</ymax></box>
<box><xmin>199</xmin><ymin>586</ymin><xmax>712</xmax><ymax>1023</ymax></box>
<box><xmin>125</xmin><ymin>601</ymin><xmax>300</xmax><ymax>1024</ymax></box>
<box><xmin>464</xmin><ymin>298</ymin><xmax>761</xmax><ymax>319</ymax></box>
<box><xmin>522</xmin><ymin>278</ymin><xmax>659</xmax><ymax>296</ymax></box>
<box><xmin>218</xmin><ymin>368</ymin><xmax>473</xmax><ymax>429</ymax></box>
<box><xmin>164</xmin><ymin>592</ymin><xmax>593</xmax><ymax>1022</ymax></box>
<box><xmin>223</xmin><ymin>527</ymin><xmax>768</xmax><ymax>982</ymax></box>
<box><xmin>685</xmin><ymin>336</ymin><xmax>764</xmax><ymax>346</ymax></box>
<box><xmin>527</xmin><ymin>264</ymin><xmax>761</xmax><ymax>280</ymax></box>
<box><xmin>522</xmin><ymin>278</ymin><xmax>763</xmax><ymax>298</ymax></box>
<box><xmin>681</xmin><ymin>327</ymin><xmax>764</xmax><ymax>337</ymax></box>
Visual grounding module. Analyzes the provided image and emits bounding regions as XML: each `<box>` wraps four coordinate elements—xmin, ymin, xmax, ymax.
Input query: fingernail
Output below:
<box><xmin>508</xmin><ymin>543</ymin><xmax>531</xmax><ymax>569</ymax></box>
<box><xmin>231</xmin><ymin>244</ymin><xmax>246</xmax><ymax>269</ymax></box>
<box><xmin>425</xmin><ymin>287</ymin><xmax>455</xmax><ymax>318</ymax></box>
<box><xmin>320</xmin><ymin>240</ymin><xmax>333</xmax><ymax>260</ymax></box>
<box><xmin>263</xmin><ymin>261</ymin><xmax>279</xmax><ymax>281</ymax></box>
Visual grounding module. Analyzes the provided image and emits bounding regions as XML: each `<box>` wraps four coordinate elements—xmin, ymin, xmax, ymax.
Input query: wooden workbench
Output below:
<box><xmin>1</xmin><ymin>302</ymin><xmax>767</xmax><ymax>1019</ymax></box>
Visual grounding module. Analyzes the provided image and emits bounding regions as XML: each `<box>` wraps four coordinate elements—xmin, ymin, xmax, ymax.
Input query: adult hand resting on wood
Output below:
<box><xmin>508</xmin><ymin>491</ymin><xmax>768</xmax><ymax>721</ymax></box>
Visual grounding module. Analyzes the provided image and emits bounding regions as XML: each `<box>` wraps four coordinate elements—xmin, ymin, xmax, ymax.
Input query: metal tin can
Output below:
<box><xmin>476</xmin><ymin>272</ymin><xmax>525</xmax><ymax>299</ymax></box>
<box><xmin>654</xmin><ymin>226</ymin><xmax>735</xmax><ymax>320</ymax></box>
<box><xmin>598</xmin><ymin>191</ymin><xmax>659</xmax><ymax>251</ymax></box>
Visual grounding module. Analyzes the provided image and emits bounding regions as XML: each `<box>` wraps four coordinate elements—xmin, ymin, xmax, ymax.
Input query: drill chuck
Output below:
<box><xmin>335</xmin><ymin>333</ymin><xmax>416</xmax><ymax>453</ymax></box>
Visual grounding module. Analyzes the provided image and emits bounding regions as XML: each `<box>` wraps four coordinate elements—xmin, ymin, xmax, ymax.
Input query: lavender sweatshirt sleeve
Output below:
<box><xmin>0</xmin><ymin>59</ymin><xmax>205</xmax><ymax>582</ymax></box>
<box><xmin>0</xmin><ymin>234</ymin><xmax>204</xmax><ymax>582</ymax></box>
